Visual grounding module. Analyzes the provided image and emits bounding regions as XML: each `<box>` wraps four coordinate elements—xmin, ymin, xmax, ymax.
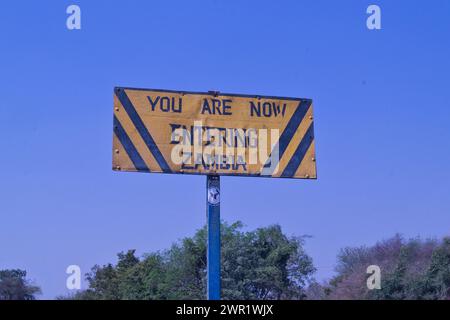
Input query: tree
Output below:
<box><xmin>418</xmin><ymin>237</ymin><xmax>450</xmax><ymax>299</ymax></box>
<box><xmin>0</xmin><ymin>269</ymin><xmax>41</xmax><ymax>300</ymax></box>
<box><xmin>221</xmin><ymin>222</ymin><xmax>314</xmax><ymax>299</ymax></box>
<box><xmin>312</xmin><ymin>235</ymin><xmax>450</xmax><ymax>300</ymax></box>
<box><xmin>72</xmin><ymin>221</ymin><xmax>315</xmax><ymax>300</ymax></box>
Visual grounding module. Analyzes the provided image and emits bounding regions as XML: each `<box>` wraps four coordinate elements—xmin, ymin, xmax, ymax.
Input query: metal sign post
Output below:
<box><xmin>206</xmin><ymin>175</ymin><xmax>221</xmax><ymax>300</ymax></box>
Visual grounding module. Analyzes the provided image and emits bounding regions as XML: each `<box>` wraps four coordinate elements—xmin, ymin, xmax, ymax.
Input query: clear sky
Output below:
<box><xmin>1</xmin><ymin>0</ymin><xmax>449</xmax><ymax>299</ymax></box>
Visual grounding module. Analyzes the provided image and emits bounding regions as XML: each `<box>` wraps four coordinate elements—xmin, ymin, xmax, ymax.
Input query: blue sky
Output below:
<box><xmin>1</xmin><ymin>0</ymin><xmax>449</xmax><ymax>299</ymax></box>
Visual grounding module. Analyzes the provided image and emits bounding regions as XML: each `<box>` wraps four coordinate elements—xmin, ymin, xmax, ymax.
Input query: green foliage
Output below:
<box><xmin>222</xmin><ymin>222</ymin><xmax>314</xmax><ymax>299</ymax></box>
<box><xmin>418</xmin><ymin>238</ymin><xmax>450</xmax><ymax>299</ymax></box>
<box><xmin>0</xmin><ymin>269</ymin><xmax>41</xmax><ymax>300</ymax></box>
<box><xmin>73</xmin><ymin>221</ymin><xmax>315</xmax><ymax>300</ymax></box>
<box><xmin>315</xmin><ymin>235</ymin><xmax>450</xmax><ymax>300</ymax></box>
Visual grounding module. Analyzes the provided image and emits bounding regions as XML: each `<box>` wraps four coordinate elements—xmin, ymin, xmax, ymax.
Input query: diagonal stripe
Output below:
<box><xmin>281</xmin><ymin>123</ymin><xmax>314</xmax><ymax>177</ymax></box>
<box><xmin>114</xmin><ymin>115</ymin><xmax>149</xmax><ymax>171</ymax></box>
<box><xmin>115</xmin><ymin>88</ymin><xmax>171</xmax><ymax>173</ymax></box>
<box><xmin>263</xmin><ymin>99</ymin><xmax>311</xmax><ymax>174</ymax></box>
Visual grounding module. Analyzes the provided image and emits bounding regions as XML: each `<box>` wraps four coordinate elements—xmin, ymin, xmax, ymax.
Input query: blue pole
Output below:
<box><xmin>206</xmin><ymin>175</ymin><xmax>221</xmax><ymax>300</ymax></box>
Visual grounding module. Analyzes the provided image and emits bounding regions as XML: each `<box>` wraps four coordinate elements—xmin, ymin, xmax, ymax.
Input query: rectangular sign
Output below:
<box><xmin>112</xmin><ymin>87</ymin><xmax>316</xmax><ymax>179</ymax></box>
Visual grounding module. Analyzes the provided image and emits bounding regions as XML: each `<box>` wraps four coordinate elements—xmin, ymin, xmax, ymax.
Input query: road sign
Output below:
<box><xmin>113</xmin><ymin>87</ymin><xmax>316</xmax><ymax>179</ymax></box>
<box><xmin>112</xmin><ymin>86</ymin><xmax>318</xmax><ymax>300</ymax></box>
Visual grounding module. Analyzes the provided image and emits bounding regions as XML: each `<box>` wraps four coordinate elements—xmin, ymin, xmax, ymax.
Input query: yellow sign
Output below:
<box><xmin>112</xmin><ymin>87</ymin><xmax>316</xmax><ymax>179</ymax></box>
